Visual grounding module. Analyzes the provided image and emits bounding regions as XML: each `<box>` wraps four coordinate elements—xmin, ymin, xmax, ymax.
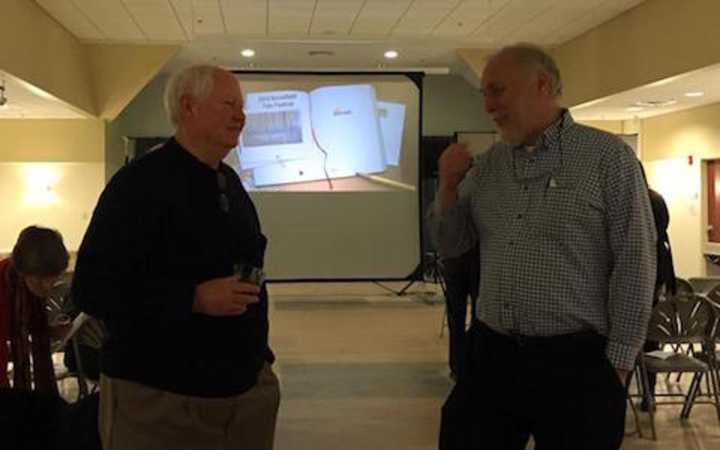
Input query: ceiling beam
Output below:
<box><xmin>552</xmin><ymin>0</ymin><xmax>720</xmax><ymax>107</ymax></box>
<box><xmin>0</xmin><ymin>0</ymin><xmax>96</xmax><ymax>116</ymax></box>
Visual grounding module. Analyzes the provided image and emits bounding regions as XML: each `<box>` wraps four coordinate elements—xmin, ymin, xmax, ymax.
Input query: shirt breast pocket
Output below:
<box><xmin>536</xmin><ymin>185</ymin><xmax>603</xmax><ymax>241</ymax></box>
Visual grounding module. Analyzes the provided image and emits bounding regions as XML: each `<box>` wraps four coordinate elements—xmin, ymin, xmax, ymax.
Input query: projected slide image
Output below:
<box><xmin>230</xmin><ymin>84</ymin><xmax>407</xmax><ymax>192</ymax></box>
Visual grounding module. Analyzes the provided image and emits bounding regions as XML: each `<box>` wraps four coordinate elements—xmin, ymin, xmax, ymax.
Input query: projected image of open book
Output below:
<box><xmin>236</xmin><ymin>84</ymin><xmax>405</xmax><ymax>189</ymax></box>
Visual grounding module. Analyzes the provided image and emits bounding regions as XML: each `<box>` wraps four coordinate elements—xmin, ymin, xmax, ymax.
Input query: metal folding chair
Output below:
<box><xmin>634</xmin><ymin>293</ymin><xmax>720</xmax><ymax>440</ymax></box>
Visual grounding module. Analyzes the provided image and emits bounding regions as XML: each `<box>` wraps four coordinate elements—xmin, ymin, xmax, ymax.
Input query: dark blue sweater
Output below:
<box><xmin>72</xmin><ymin>138</ymin><xmax>272</xmax><ymax>397</ymax></box>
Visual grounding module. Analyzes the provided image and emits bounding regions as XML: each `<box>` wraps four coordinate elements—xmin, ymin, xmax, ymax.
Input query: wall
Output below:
<box><xmin>641</xmin><ymin>102</ymin><xmax>720</xmax><ymax>277</ymax></box>
<box><xmin>0</xmin><ymin>162</ymin><xmax>104</xmax><ymax>253</ymax></box>
<box><xmin>0</xmin><ymin>119</ymin><xmax>105</xmax><ymax>252</ymax></box>
<box><xmin>422</xmin><ymin>74</ymin><xmax>493</xmax><ymax>136</ymax></box>
<box><xmin>577</xmin><ymin>120</ymin><xmax>623</xmax><ymax>134</ymax></box>
<box><xmin>0</xmin><ymin>119</ymin><xmax>104</xmax><ymax>162</ymax></box>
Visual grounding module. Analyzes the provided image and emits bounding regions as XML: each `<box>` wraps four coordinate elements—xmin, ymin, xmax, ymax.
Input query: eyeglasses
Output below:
<box><xmin>217</xmin><ymin>171</ymin><xmax>229</xmax><ymax>213</ymax></box>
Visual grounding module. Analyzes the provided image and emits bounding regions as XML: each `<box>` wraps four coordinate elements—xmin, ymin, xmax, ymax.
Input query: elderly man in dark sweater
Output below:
<box><xmin>72</xmin><ymin>65</ymin><xmax>279</xmax><ymax>450</ymax></box>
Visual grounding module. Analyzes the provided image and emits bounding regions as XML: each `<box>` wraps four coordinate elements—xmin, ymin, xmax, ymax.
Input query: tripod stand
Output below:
<box><xmin>396</xmin><ymin>251</ymin><xmax>447</xmax><ymax>298</ymax></box>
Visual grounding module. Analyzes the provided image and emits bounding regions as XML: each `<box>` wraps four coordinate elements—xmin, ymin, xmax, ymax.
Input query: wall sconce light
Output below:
<box><xmin>23</xmin><ymin>165</ymin><xmax>60</xmax><ymax>205</ymax></box>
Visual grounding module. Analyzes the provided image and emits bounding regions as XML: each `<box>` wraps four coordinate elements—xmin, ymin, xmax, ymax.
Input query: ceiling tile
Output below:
<box><xmin>36</xmin><ymin>0</ymin><xmax>105</xmax><ymax>40</ymax></box>
<box><xmin>351</xmin><ymin>0</ymin><xmax>412</xmax><ymax>35</ymax></box>
<box><xmin>188</xmin><ymin>0</ymin><xmax>225</xmax><ymax>36</ymax></box>
<box><xmin>433</xmin><ymin>0</ymin><xmax>510</xmax><ymax>38</ymax></box>
<box><xmin>472</xmin><ymin>0</ymin><xmax>556</xmax><ymax>45</ymax></box>
<box><xmin>392</xmin><ymin>0</ymin><xmax>461</xmax><ymax>36</ymax></box>
<box><xmin>310</xmin><ymin>0</ymin><xmax>365</xmax><ymax>36</ymax></box>
<box><xmin>269</xmin><ymin>0</ymin><xmax>315</xmax><ymax>35</ymax></box>
<box><xmin>124</xmin><ymin>0</ymin><xmax>187</xmax><ymax>41</ymax></box>
<box><xmin>72</xmin><ymin>0</ymin><xmax>145</xmax><ymax>40</ymax></box>
<box><xmin>169</xmin><ymin>0</ymin><xmax>194</xmax><ymax>39</ymax></box>
<box><xmin>221</xmin><ymin>0</ymin><xmax>267</xmax><ymax>35</ymax></box>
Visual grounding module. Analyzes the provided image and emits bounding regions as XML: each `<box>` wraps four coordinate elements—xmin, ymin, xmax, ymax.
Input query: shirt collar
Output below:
<box><xmin>511</xmin><ymin>109</ymin><xmax>573</xmax><ymax>156</ymax></box>
<box><xmin>538</xmin><ymin>109</ymin><xmax>573</xmax><ymax>152</ymax></box>
<box><xmin>166</xmin><ymin>137</ymin><xmax>225</xmax><ymax>178</ymax></box>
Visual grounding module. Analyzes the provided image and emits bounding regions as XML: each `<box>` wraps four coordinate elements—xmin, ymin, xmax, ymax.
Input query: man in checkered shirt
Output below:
<box><xmin>436</xmin><ymin>44</ymin><xmax>656</xmax><ymax>450</ymax></box>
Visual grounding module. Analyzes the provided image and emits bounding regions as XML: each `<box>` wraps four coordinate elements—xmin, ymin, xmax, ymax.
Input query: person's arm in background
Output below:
<box><xmin>604</xmin><ymin>150</ymin><xmax>657</xmax><ymax>380</ymax></box>
<box><xmin>28</xmin><ymin>300</ymin><xmax>58</xmax><ymax>394</ymax></box>
<box><xmin>0</xmin><ymin>279</ymin><xmax>10</xmax><ymax>387</ymax></box>
<box><xmin>71</xmin><ymin>169</ymin><xmax>259</xmax><ymax>323</ymax></box>
<box><xmin>649</xmin><ymin>189</ymin><xmax>677</xmax><ymax>295</ymax></box>
<box><xmin>0</xmin><ymin>328</ymin><xmax>8</xmax><ymax>388</ymax></box>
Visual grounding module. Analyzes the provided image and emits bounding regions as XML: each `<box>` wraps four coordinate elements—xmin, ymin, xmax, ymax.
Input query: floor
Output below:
<box><xmin>59</xmin><ymin>281</ymin><xmax>720</xmax><ymax>449</ymax></box>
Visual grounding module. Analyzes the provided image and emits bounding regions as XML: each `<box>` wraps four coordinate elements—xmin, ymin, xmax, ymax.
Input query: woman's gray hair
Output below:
<box><xmin>163</xmin><ymin>65</ymin><xmax>219</xmax><ymax>127</ymax></box>
<box><xmin>495</xmin><ymin>43</ymin><xmax>563</xmax><ymax>97</ymax></box>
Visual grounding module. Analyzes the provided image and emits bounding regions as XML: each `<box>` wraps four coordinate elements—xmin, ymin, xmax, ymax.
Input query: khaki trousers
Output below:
<box><xmin>99</xmin><ymin>364</ymin><xmax>280</xmax><ymax>450</ymax></box>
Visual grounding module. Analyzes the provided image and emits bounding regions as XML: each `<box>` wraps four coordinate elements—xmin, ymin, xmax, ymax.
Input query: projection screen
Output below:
<box><xmin>225</xmin><ymin>72</ymin><xmax>422</xmax><ymax>280</ymax></box>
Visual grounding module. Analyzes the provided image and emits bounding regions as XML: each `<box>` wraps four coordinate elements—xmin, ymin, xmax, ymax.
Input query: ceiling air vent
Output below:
<box><xmin>308</xmin><ymin>50</ymin><xmax>335</xmax><ymax>57</ymax></box>
<box><xmin>634</xmin><ymin>99</ymin><xmax>677</xmax><ymax>108</ymax></box>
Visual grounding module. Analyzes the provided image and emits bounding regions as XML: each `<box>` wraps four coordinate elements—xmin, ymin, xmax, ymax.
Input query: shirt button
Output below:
<box><xmin>517</xmin><ymin>214</ymin><xmax>523</xmax><ymax>219</ymax></box>
<box><xmin>523</xmin><ymin>185</ymin><xmax>528</xmax><ymax>191</ymax></box>
<box><xmin>508</xmin><ymin>241</ymin><xmax>515</xmax><ymax>246</ymax></box>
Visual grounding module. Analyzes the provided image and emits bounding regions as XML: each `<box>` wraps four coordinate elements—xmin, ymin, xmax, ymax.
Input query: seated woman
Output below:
<box><xmin>1</xmin><ymin>226</ymin><xmax>70</xmax><ymax>393</ymax></box>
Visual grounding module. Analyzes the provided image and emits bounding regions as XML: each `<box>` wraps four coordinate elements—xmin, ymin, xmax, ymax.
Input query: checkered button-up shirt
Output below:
<box><xmin>437</xmin><ymin>111</ymin><xmax>656</xmax><ymax>370</ymax></box>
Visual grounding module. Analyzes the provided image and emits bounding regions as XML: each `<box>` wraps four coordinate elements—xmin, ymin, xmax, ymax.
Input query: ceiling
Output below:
<box><xmin>13</xmin><ymin>0</ymin><xmax>711</xmax><ymax>121</ymax></box>
<box><xmin>571</xmin><ymin>63</ymin><xmax>720</xmax><ymax>121</ymax></box>
<box><xmin>0</xmin><ymin>71</ymin><xmax>88</xmax><ymax>119</ymax></box>
<box><xmin>35</xmin><ymin>0</ymin><xmax>646</xmax><ymax>72</ymax></box>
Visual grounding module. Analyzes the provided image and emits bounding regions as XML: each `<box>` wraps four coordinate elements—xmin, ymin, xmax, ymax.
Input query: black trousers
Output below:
<box><xmin>441</xmin><ymin>246</ymin><xmax>480</xmax><ymax>377</ymax></box>
<box><xmin>439</xmin><ymin>323</ymin><xmax>627</xmax><ymax>450</ymax></box>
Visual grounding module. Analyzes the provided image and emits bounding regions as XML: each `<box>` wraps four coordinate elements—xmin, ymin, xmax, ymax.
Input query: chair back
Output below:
<box><xmin>646</xmin><ymin>293</ymin><xmax>712</xmax><ymax>344</ymax></box>
<box><xmin>675</xmin><ymin>278</ymin><xmax>694</xmax><ymax>296</ymax></box>
<box><xmin>688</xmin><ymin>277</ymin><xmax>720</xmax><ymax>296</ymax></box>
<box><xmin>705</xmin><ymin>286</ymin><xmax>720</xmax><ymax>344</ymax></box>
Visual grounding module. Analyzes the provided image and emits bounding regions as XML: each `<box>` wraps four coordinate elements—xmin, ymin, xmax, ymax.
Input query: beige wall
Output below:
<box><xmin>0</xmin><ymin>119</ymin><xmax>106</xmax><ymax>251</ymax></box>
<box><xmin>86</xmin><ymin>44</ymin><xmax>178</xmax><ymax>120</ymax></box>
<box><xmin>642</xmin><ymin>103</ymin><xmax>720</xmax><ymax>163</ymax></box>
<box><xmin>0</xmin><ymin>162</ymin><xmax>104</xmax><ymax>253</ymax></box>
<box><xmin>577</xmin><ymin>120</ymin><xmax>623</xmax><ymax>134</ymax></box>
<box><xmin>0</xmin><ymin>119</ymin><xmax>105</xmax><ymax>162</ymax></box>
<box><xmin>641</xmin><ymin>102</ymin><xmax>720</xmax><ymax>277</ymax></box>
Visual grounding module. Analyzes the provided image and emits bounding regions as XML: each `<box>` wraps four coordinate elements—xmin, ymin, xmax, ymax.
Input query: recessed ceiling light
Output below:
<box><xmin>685</xmin><ymin>91</ymin><xmax>705</xmax><ymax>97</ymax></box>
<box><xmin>384</xmin><ymin>50</ymin><xmax>399</xmax><ymax>59</ymax></box>
<box><xmin>241</xmin><ymin>49</ymin><xmax>255</xmax><ymax>58</ymax></box>
<box><xmin>626</xmin><ymin>106</ymin><xmax>644</xmax><ymax>112</ymax></box>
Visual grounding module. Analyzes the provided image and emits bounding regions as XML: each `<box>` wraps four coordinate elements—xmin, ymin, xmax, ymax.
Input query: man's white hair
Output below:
<box><xmin>493</xmin><ymin>43</ymin><xmax>563</xmax><ymax>97</ymax></box>
<box><xmin>163</xmin><ymin>65</ymin><xmax>219</xmax><ymax>127</ymax></box>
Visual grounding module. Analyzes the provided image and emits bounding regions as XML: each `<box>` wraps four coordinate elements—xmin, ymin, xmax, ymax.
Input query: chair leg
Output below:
<box><xmin>638</xmin><ymin>358</ymin><xmax>657</xmax><ymax>440</ymax></box>
<box><xmin>710</xmin><ymin>365</ymin><xmax>720</xmax><ymax>422</ymax></box>
<box><xmin>681</xmin><ymin>372</ymin><xmax>702</xmax><ymax>420</ymax></box>
<box><xmin>626</xmin><ymin>395</ymin><xmax>643</xmax><ymax>438</ymax></box>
